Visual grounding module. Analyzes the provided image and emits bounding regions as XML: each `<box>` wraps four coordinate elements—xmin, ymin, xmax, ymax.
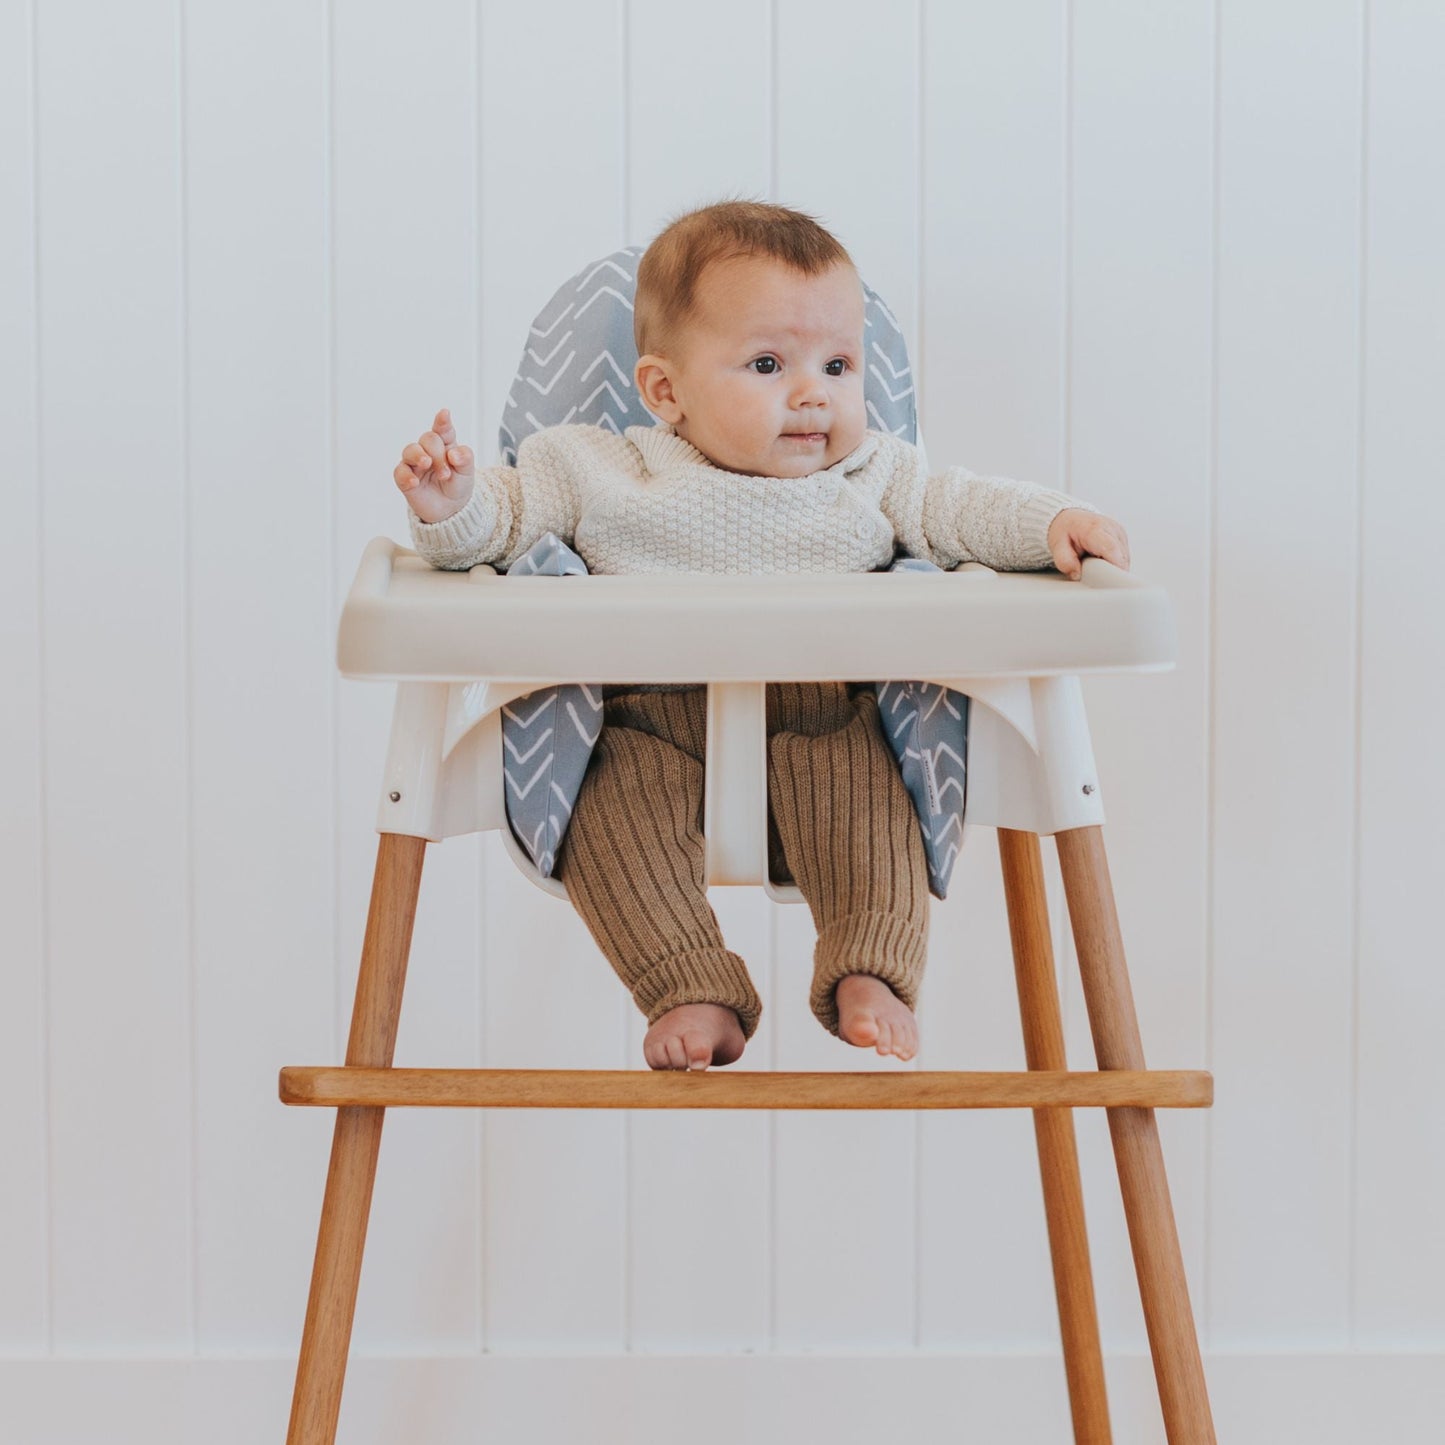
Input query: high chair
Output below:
<box><xmin>279</xmin><ymin>251</ymin><xmax>1216</xmax><ymax>1444</ymax></box>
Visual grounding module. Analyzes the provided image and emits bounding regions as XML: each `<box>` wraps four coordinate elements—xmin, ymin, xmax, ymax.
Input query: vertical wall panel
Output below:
<box><xmin>1355</xmin><ymin>0</ymin><xmax>1445</xmax><ymax>1347</ymax></box>
<box><xmin>917</xmin><ymin>0</ymin><xmax>1072</xmax><ymax>1354</ymax></box>
<box><xmin>0</xmin><ymin>0</ymin><xmax>47</xmax><ymax>1352</ymax></box>
<box><xmin>185</xmin><ymin>2</ymin><xmax>337</xmax><ymax>1348</ymax></box>
<box><xmin>776</xmin><ymin>0</ymin><xmax>923</xmax><ymax>349</ymax></box>
<box><xmin>331</xmin><ymin>0</ymin><xmax>484</xmax><ymax>1351</ymax></box>
<box><xmin>770</xmin><ymin>0</ymin><xmax>923</xmax><ymax>1351</ymax></box>
<box><xmin>38</xmin><ymin>0</ymin><xmax>193</xmax><ymax>1348</ymax></box>
<box><xmin>627</xmin><ymin>0</ymin><xmax>772</xmax><ymax>242</ymax></box>
<box><xmin>624</xmin><ymin>0</ymin><xmax>776</xmax><ymax>1352</ymax></box>
<box><xmin>478</xmin><ymin>0</ymin><xmax>630</xmax><ymax>1351</ymax></box>
<box><xmin>1069</xmin><ymin>0</ymin><xmax>1215</xmax><ymax>1350</ymax></box>
<box><xmin>1210</xmin><ymin>0</ymin><xmax>1362</xmax><ymax>1344</ymax></box>
<box><xmin>3</xmin><ymin>0</ymin><xmax>1444</xmax><ymax>1390</ymax></box>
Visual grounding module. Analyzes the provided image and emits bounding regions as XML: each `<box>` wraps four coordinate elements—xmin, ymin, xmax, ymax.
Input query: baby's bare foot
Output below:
<box><xmin>643</xmin><ymin>1003</ymin><xmax>746</xmax><ymax>1071</ymax></box>
<box><xmin>835</xmin><ymin>974</ymin><xmax>918</xmax><ymax>1061</ymax></box>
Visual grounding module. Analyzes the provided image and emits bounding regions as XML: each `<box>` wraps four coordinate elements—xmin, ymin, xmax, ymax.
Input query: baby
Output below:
<box><xmin>393</xmin><ymin>200</ymin><xmax>1130</xmax><ymax>1073</ymax></box>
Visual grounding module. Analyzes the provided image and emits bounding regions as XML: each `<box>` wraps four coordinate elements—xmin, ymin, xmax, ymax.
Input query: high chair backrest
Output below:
<box><xmin>496</xmin><ymin>246</ymin><xmax>919</xmax><ymax>462</ymax></box>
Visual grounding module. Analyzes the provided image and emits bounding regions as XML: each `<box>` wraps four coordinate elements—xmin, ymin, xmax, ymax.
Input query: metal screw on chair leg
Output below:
<box><xmin>1082</xmin><ymin>784</ymin><xmax>1095</xmax><ymax>795</ymax></box>
<box><xmin>389</xmin><ymin>791</ymin><xmax>401</xmax><ymax>802</ymax></box>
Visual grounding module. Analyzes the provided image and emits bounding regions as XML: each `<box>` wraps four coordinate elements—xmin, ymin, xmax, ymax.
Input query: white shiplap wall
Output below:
<box><xmin>3</xmin><ymin>0</ymin><xmax>1443</xmax><ymax>1439</ymax></box>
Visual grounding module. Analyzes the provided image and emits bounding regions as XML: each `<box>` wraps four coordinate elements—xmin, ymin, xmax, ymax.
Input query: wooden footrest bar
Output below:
<box><xmin>279</xmin><ymin>1066</ymin><xmax>1212</xmax><ymax>1111</ymax></box>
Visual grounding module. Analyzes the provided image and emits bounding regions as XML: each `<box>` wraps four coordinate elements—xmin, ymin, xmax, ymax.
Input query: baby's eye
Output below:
<box><xmin>750</xmin><ymin>356</ymin><xmax>779</xmax><ymax>374</ymax></box>
<box><xmin>824</xmin><ymin>358</ymin><xmax>849</xmax><ymax>376</ymax></box>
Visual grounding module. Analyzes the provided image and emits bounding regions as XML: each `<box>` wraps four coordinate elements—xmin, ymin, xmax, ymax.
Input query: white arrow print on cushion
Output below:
<box><xmin>575</xmin><ymin>285</ymin><xmax>633</xmax><ymax>317</ymax></box>
<box><xmin>524</xmin><ymin>351</ymin><xmax>576</xmax><ymax>395</ymax></box>
<box><xmin>528</xmin><ymin>331</ymin><xmax>573</xmax><ymax>367</ymax></box>
<box><xmin>866</xmin><ymin>400</ymin><xmax>911</xmax><ymax>435</ymax></box>
<box><xmin>921</xmin><ymin>687</ymin><xmax>962</xmax><ymax>723</ymax></box>
<box><xmin>889</xmin><ymin>706</ymin><xmax>918</xmax><ymax>742</ymax></box>
<box><xmin>868</xmin><ymin>363</ymin><xmax>914</xmax><ymax>403</ymax></box>
<box><xmin>934</xmin><ymin>775</ymin><xmax>966</xmax><ymax>809</ymax></box>
<box><xmin>502</xmin><ymin>727</ymin><xmax>555</xmax><ymax>766</ymax></box>
<box><xmin>581</xmin><ymin>350</ymin><xmax>631</xmax><ymax>385</ymax></box>
<box><xmin>576</xmin><ymin>258</ymin><xmax>634</xmax><ymax>290</ymax></box>
<box><xmin>579</xmin><ymin>379</ymin><xmax>630</xmax><ymax>415</ymax></box>
<box><xmin>870</xmin><ymin>341</ymin><xmax>911</xmax><ymax>379</ymax></box>
<box><xmin>929</xmin><ymin>740</ymin><xmax>966</xmax><ymax>773</ymax></box>
<box><xmin>505</xmin><ymin>759</ymin><xmax>553</xmax><ymax>801</ymax></box>
<box><xmin>530</xmin><ymin>303</ymin><xmax>573</xmax><ymax>338</ymax></box>
<box><xmin>503</xmin><ymin>696</ymin><xmax>556</xmax><ymax>729</ymax></box>
<box><xmin>565</xmin><ymin>697</ymin><xmax>603</xmax><ymax>744</ymax></box>
<box><xmin>868</xmin><ymin>295</ymin><xmax>903</xmax><ymax>335</ymax></box>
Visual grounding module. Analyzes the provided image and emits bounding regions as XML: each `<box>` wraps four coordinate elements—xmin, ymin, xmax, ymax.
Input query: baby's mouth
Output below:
<box><xmin>782</xmin><ymin>431</ymin><xmax>827</xmax><ymax>442</ymax></box>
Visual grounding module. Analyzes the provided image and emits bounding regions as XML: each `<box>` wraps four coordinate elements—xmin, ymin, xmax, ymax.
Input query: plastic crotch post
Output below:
<box><xmin>703</xmin><ymin>682</ymin><xmax>769</xmax><ymax>887</ymax></box>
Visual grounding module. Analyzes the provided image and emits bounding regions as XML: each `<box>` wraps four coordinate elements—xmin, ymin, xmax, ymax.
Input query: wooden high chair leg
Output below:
<box><xmin>1055</xmin><ymin>826</ymin><xmax>1216</xmax><ymax>1445</ymax></box>
<box><xmin>998</xmin><ymin>829</ymin><xmax>1112</xmax><ymax>1445</ymax></box>
<box><xmin>287</xmin><ymin>833</ymin><xmax>427</xmax><ymax>1445</ymax></box>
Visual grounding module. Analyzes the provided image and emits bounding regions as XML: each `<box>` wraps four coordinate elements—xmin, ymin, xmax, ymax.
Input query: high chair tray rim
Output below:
<box><xmin>338</xmin><ymin>537</ymin><xmax>1176</xmax><ymax>684</ymax></box>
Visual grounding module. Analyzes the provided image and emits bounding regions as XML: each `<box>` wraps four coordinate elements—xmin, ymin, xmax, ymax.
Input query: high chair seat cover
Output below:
<box><xmin>499</xmin><ymin>532</ymin><xmax>970</xmax><ymax>896</ymax></box>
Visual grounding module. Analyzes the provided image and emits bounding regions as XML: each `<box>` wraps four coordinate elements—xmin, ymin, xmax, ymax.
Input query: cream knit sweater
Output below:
<box><xmin>408</xmin><ymin>421</ymin><xmax>1089</xmax><ymax>576</ymax></box>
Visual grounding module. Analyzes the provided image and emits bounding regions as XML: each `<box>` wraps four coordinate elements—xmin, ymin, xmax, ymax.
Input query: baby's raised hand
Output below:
<box><xmin>394</xmin><ymin>407</ymin><xmax>475</xmax><ymax>524</ymax></box>
<box><xmin>1047</xmin><ymin>507</ymin><xmax>1131</xmax><ymax>581</ymax></box>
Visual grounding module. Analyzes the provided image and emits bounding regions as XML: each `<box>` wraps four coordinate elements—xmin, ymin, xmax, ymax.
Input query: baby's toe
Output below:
<box><xmin>682</xmin><ymin>1030</ymin><xmax>712</xmax><ymax>1071</ymax></box>
<box><xmin>900</xmin><ymin>1018</ymin><xmax>919</xmax><ymax>1060</ymax></box>
<box><xmin>875</xmin><ymin>1018</ymin><xmax>893</xmax><ymax>1058</ymax></box>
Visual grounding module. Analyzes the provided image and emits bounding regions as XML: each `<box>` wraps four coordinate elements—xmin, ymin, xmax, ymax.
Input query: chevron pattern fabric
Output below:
<box><xmin>876</xmin><ymin>555</ymin><xmax>971</xmax><ymax>894</ymax></box>
<box><xmin>875</xmin><ymin>681</ymin><xmax>970</xmax><ymax>896</ymax></box>
<box><xmin>493</xmin><ymin>248</ymin><xmax>966</xmax><ymax>897</ymax></box>
<box><xmin>499</xmin><ymin>535</ymin><xmax>603</xmax><ymax>877</ymax></box>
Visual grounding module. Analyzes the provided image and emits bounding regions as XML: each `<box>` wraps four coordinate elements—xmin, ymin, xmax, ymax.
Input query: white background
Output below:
<box><xmin>3</xmin><ymin>1</ymin><xmax>1443</xmax><ymax>1441</ymax></box>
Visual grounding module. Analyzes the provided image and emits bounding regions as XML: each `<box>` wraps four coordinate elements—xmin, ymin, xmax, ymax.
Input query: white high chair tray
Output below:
<box><xmin>338</xmin><ymin>537</ymin><xmax>1175</xmax><ymax>684</ymax></box>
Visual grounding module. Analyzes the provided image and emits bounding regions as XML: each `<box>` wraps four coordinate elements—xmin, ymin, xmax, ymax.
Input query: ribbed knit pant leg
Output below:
<box><xmin>766</xmin><ymin>682</ymin><xmax>931</xmax><ymax>1036</ymax></box>
<box><xmin>554</xmin><ymin>688</ymin><xmax>764</xmax><ymax>1039</ymax></box>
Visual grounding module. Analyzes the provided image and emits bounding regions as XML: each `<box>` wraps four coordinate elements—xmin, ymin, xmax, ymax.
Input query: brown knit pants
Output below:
<box><xmin>553</xmin><ymin>683</ymin><xmax>930</xmax><ymax>1039</ymax></box>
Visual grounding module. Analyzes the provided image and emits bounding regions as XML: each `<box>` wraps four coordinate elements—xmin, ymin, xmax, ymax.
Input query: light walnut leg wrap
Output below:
<box><xmin>287</xmin><ymin>833</ymin><xmax>426</xmax><ymax>1445</ymax></box>
<box><xmin>998</xmin><ymin>828</ymin><xmax>1111</xmax><ymax>1445</ymax></box>
<box><xmin>1056</xmin><ymin>826</ymin><xmax>1215</xmax><ymax>1445</ymax></box>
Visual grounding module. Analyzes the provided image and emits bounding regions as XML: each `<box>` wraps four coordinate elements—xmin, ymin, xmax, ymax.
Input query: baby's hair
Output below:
<box><xmin>633</xmin><ymin>197</ymin><xmax>855</xmax><ymax>358</ymax></box>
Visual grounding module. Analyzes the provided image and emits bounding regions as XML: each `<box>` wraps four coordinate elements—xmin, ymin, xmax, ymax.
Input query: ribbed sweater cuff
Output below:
<box><xmin>1017</xmin><ymin>489</ymin><xmax>1097</xmax><ymax>571</ymax></box>
<box><xmin>406</xmin><ymin>481</ymin><xmax>500</xmax><ymax>569</ymax></box>
<box><xmin>810</xmin><ymin>911</ymin><xmax>928</xmax><ymax>1036</ymax></box>
<box><xmin>633</xmin><ymin>948</ymin><xmax>763</xmax><ymax>1040</ymax></box>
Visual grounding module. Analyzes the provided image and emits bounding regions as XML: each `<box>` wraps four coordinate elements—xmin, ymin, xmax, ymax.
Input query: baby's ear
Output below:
<box><xmin>635</xmin><ymin>354</ymin><xmax>682</xmax><ymax>422</ymax></box>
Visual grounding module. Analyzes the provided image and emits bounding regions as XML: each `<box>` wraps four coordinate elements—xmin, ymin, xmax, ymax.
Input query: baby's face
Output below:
<box><xmin>649</xmin><ymin>255</ymin><xmax>867</xmax><ymax>478</ymax></box>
